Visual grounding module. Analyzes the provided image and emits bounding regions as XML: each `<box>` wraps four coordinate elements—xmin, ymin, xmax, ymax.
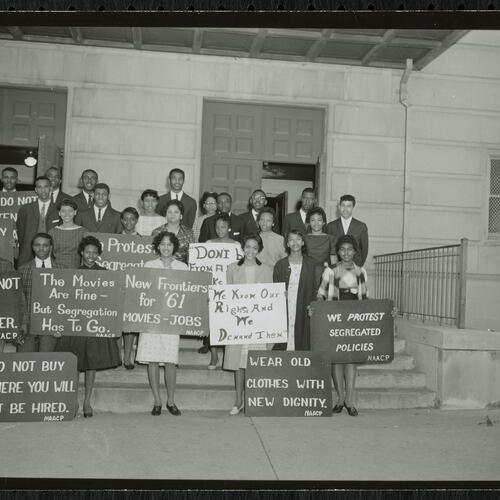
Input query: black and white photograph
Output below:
<box><xmin>0</xmin><ymin>17</ymin><xmax>499</xmax><ymax>487</ymax></box>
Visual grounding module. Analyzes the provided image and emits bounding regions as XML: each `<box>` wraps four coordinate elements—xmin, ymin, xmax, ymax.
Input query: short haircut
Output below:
<box><xmin>217</xmin><ymin>192</ymin><xmax>232</xmax><ymax>202</ymax></box>
<box><xmin>306</xmin><ymin>207</ymin><xmax>327</xmax><ymax>224</ymax></box>
<box><xmin>57</xmin><ymin>198</ymin><xmax>78</xmax><ymax>212</ymax></box>
<box><xmin>121</xmin><ymin>207</ymin><xmax>139</xmax><ymax>219</ymax></box>
<box><xmin>251</xmin><ymin>189</ymin><xmax>266</xmax><ymax>198</ymax></box>
<box><xmin>214</xmin><ymin>212</ymin><xmax>231</xmax><ymax>227</ymax></box>
<box><xmin>169</xmin><ymin>168</ymin><xmax>185</xmax><ymax>180</ymax></box>
<box><xmin>301</xmin><ymin>187</ymin><xmax>316</xmax><ymax>197</ymax></box>
<box><xmin>34</xmin><ymin>175</ymin><xmax>50</xmax><ymax>185</ymax></box>
<box><xmin>238</xmin><ymin>234</ymin><xmax>263</xmax><ymax>265</ymax></box>
<box><xmin>335</xmin><ymin>234</ymin><xmax>358</xmax><ymax>255</ymax></box>
<box><xmin>152</xmin><ymin>230</ymin><xmax>180</xmax><ymax>255</ymax></box>
<box><xmin>285</xmin><ymin>229</ymin><xmax>306</xmax><ymax>255</ymax></box>
<box><xmin>2</xmin><ymin>167</ymin><xmax>18</xmax><ymax>176</ymax></box>
<box><xmin>81</xmin><ymin>169</ymin><xmax>98</xmax><ymax>178</ymax></box>
<box><xmin>31</xmin><ymin>232</ymin><xmax>53</xmax><ymax>248</ymax></box>
<box><xmin>78</xmin><ymin>235</ymin><xmax>103</xmax><ymax>255</ymax></box>
<box><xmin>141</xmin><ymin>189</ymin><xmax>159</xmax><ymax>201</ymax></box>
<box><xmin>165</xmin><ymin>199</ymin><xmax>184</xmax><ymax>216</ymax></box>
<box><xmin>199</xmin><ymin>191</ymin><xmax>218</xmax><ymax>215</ymax></box>
<box><xmin>257</xmin><ymin>206</ymin><xmax>276</xmax><ymax>222</ymax></box>
<box><xmin>94</xmin><ymin>182</ymin><xmax>110</xmax><ymax>194</ymax></box>
<box><xmin>340</xmin><ymin>194</ymin><xmax>356</xmax><ymax>206</ymax></box>
<box><xmin>46</xmin><ymin>166</ymin><xmax>61</xmax><ymax>174</ymax></box>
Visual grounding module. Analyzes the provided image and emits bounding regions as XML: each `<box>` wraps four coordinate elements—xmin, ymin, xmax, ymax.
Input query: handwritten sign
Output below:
<box><xmin>30</xmin><ymin>269</ymin><xmax>125</xmax><ymax>337</ymax></box>
<box><xmin>188</xmin><ymin>243</ymin><xmax>243</xmax><ymax>284</ymax></box>
<box><xmin>310</xmin><ymin>299</ymin><xmax>394</xmax><ymax>363</ymax></box>
<box><xmin>209</xmin><ymin>283</ymin><xmax>287</xmax><ymax>346</ymax></box>
<box><xmin>0</xmin><ymin>272</ymin><xmax>23</xmax><ymax>342</ymax></box>
<box><xmin>86</xmin><ymin>232</ymin><xmax>156</xmax><ymax>271</ymax></box>
<box><xmin>123</xmin><ymin>268</ymin><xmax>211</xmax><ymax>336</ymax></box>
<box><xmin>0</xmin><ymin>353</ymin><xmax>78</xmax><ymax>422</ymax></box>
<box><xmin>245</xmin><ymin>351</ymin><xmax>332</xmax><ymax>417</ymax></box>
<box><xmin>0</xmin><ymin>218</ymin><xmax>14</xmax><ymax>261</ymax></box>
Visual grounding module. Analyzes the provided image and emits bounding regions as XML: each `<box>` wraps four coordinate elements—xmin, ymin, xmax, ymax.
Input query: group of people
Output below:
<box><xmin>0</xmin><ymin>164</ymin><xmax>369</xmax><ymax>418</ymax></box>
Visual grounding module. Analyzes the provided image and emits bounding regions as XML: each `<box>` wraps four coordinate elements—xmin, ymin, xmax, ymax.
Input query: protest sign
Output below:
<box><xmin>0</xmin><ymin>218</ymin><xmax>14</xmax><ymax>261</ymax></box>
<box><xmin>189</xmin><ymin>243</ymin><xmax>243</xmax><ymax>284</ymax></box>
<box><xmin>209</xmin><ymin>283</ymin><xmax>287</xmax><ymax>346</ymax></box>
<box><xmin>245</xmin><ymin>351</ymin><xmax>332</xmax><ymax>417</ymax></box>
<box><xmin>30</xmin><ymin>269</ymin><xmax>125</xmax><ymax>337</ymax></box>
<box><xmin>86</xmin><ymin>232</ymin><xmax>156</xmax><ymax>271</ymax></box>
<box><xmin>310</xmin><ymin>299</ymin><xmax>394</xmax><ymax>364</ymax></box>
<box><xmin>123</xmin><ymin>268</ymin><xmax>212</xmax><ymax>335</ymax></box>
<box><xmin>0</xmin><ymin>353</ymin><xmax>78</xmax><ymax>422</ymax></box>
<box><xmin>0</xmin><ymin>272</ymin><xmax>23</xmax><ymax>342</ymax></box>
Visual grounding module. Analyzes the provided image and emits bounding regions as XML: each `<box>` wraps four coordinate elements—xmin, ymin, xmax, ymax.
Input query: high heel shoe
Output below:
<box><xmin>124</xmin><ymin>363</ymin><xmax>135</xmax><ymax>370</ymax></box>
<box><xmin>345</xmin><ymin>405</ymin><xmax>358</xmax><ymax>417</ymax></box>
<box><xmin>83</xmin><ymin>407</ymin><xmax>93</xmax><ymax>418</ymax></box>
<box><xmin>332</xmin><ymin>403</ymin><xmax>344</xmax><ymax>414</ymax></box>
<box><xmin>151</xmin><ymin>405</ymin><xmax>162</xmax><ymax>416</ymax></box>
<box><xmin>229</xmin><ymin>404</ymin><xmax>244</xmax><ymax>416</ymax></box>
<box><xmin>166</xmin><ymin>403</ymin><xmax>181</xmax><ymax>416</ymax></box>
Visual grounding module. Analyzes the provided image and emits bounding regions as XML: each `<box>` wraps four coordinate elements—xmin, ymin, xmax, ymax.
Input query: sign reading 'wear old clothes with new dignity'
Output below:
<box><xmin>245</xmin><ymin>351</ymin><xmax>333</xmax><ymax>417</ymax></box>
<box><xmin>0</xmin><ymin>272</ymin><xmax>23</xmax><ymax>342</ymax></box>
<box><xmin>86</xmin><ymin>233</ymin><xmax>156</xmax><ymax>271</ymax></box>
<box><xmin>123</xmin><ymin>268</ymin><xmax>211</xmax><ymax>336</ymax></box>
<box><xmin>30</xmin><ymin>269</ymin><xmax>125</xmax><ymax>337</ymax></box>
<box><xmin>209</xmin><ymin>283</ymin><xmax>287</xmax><ymax>346</ymax></box>
<box><xmin>310</xmin><ymin>299</ymin><xmax>394</xmax><ymax>364</ymax></box>
<box><xmin>0</xmin><ymin>353</ymin><xmax>78</xmax><ymax>422</ymax></box>
<box><xmin>189</xmin><ymin>243</ymin><xmax>243</xmax><ymax>285</ymax></box>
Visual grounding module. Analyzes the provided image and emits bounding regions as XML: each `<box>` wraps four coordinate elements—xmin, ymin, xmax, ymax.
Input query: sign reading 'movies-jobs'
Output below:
<box><xmin>209</xmin><ymin>283</ymin><xmax>287</xmax><ymax>346</ymax></box>
<box><xmin>310</xmin><ymin>299</ymin><xmax>394</xmax><ymax>364</ymax></box>
<box><xmin>30</xmin><ymin>269</ymin><xmax>125</xmax><ymax>337</ymax></box>
<box><xmin>123</xmin><ymin>268</ymin><xmax>212</xmax><ymax>336</ymax></box>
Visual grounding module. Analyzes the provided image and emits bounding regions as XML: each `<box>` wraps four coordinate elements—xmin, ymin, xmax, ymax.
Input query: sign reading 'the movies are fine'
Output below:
<box><xmin>310</xmin><ymin>299</ymin><xmax>394</xmax><ymax>364</ymax></box>
<box><xmin>245</xmin><ymin>351</ymin><xmax>333</xmax><ymax>417</ymax></box>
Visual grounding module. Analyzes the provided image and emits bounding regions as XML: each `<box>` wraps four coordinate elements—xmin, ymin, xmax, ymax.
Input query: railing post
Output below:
<box><xmin>456</xmin><ymin>238</ymin><xmax>468</xmax><ymax>329</ymax></box>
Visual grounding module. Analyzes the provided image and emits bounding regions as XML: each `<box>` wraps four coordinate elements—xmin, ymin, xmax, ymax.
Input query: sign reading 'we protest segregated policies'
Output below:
<box><xmin>310</xmin><ymin>299</ymin><xmax>394</xmax><ymax>364</ymax></box>
<box><xmin>30</xmin><ymin>269</ymin><xmax>125</xmax><ymax>337</ymax></box>
<box><xmin>245</xmin><ymin>351</ymin><xmax>333</xmax><ymax>417</ymax></box>
<box><xmin>123</xmin><ymin>268</ymin><xmax>212</xmax><ymax>336</ymax></box>
<box><xmin>0</xmin><ymin>272</ymin><xmax>23</xmax><ymax>342</ymax></box>
<box><xmin>0</xmin><ymin>353</ymin><xmax>78</xmax><ymax>422</ymax></box>
<box><xmin>208</xmin><ymin>282</ymin><xmax>287</xmax><ymax>346</ymax></box>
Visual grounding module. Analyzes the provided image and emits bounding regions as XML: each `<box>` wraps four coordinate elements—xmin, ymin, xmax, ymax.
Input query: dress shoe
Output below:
<box><xmin>229</xmin><ymin>404</ymin><xmax>244</xmax><ymax>416</ymax></box>
<box><xmin>151</xmin><ymin>405</ymin><xmax>162</xmax><ymax>416</ymax></box>
<box><xmin>166</xmin><ymin>403</ymin><xmax>181</xmax><ymax>416</ymax></box>
<box><xmin>332</xmin><ymin>403</ymin><xmax>344</xmax><ymax>414</ymax></box>
<box><xmin>345</xmin><ymin>405</ymin><xmax>358</xmax><ymax>417</ymax></box>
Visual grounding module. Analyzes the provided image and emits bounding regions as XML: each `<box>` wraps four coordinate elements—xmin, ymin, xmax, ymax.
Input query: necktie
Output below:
<box><xmin>41</xmin><ymin>260</ymin><xmax>45</xmax><ymax>268</ymax></box>
<box><xmin>88</xmin><ymin>194</ymin><xmax>93</xmax><ymax>208</ymax></box>
<box><xmin>176</xmin><ymin>193</ymin><xmax>179</xmax><ymax>201</ymax></box>
<box><xmin>97</xmin><ymin>208</ymin><xmax>102</xmax><ymax>222</ymax></box>
<box><xmin>52</xmin><ymin>192</ymin><xmax>56</xmax><ymax>204</ymax></box>
<box><xmin>38</xmin><ymin>203</ymin><xmax>46</xmax><ymax>233</ymax></box>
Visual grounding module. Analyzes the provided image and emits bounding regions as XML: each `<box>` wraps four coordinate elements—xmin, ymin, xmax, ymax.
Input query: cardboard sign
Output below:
<box><xmin>245</xmin><ymin>351</ymin><xmax>333</xmax><ymax>417</ymax></box>
<box><xmin>0</xmin><ymin>272</ymin><xmax>23</xmax><ymax>342</ymax></box>
<box><xmin>188</xmin><ymin>242</ymin><xmax>243</xmax><ymax>285</ymax></box>
<box><xmin>0</xmin><ymin>218</ymin><xmax>15</xmax><ymax>261</ymax></box>
<box><xmin>310</xmin><ymin>299</ymin><xmax>394</xmax><ymax>364</ymax></box>
<box><xmin>209</xmin><ymin>283</ymin><xmax>287</xmax><ymax>346</ymax></box>
<box><xmin>86</xmin><ymin>232</ymin><xmax>156</xmax><ymax>271</ymax></box>
<box><xmin>30</xmin><ymin>269</ymin><xmax>125</xmax><ymax>337</ymax></box>
<box><xmin>123</xmin><ymin>268</ymin><xmax>212</xmax><ymax>335</ymax></box>
<box><xmin>0</xmin><ymin>353</ymin><xmax>78</xmax><ymax>422</ymax></box>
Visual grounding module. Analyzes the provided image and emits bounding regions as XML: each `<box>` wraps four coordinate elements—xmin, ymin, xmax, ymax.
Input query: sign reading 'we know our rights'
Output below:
<box><xmin>0</xmin><ymin>272</ymin><xmax>23</xmax><ymax>342</ymax></box>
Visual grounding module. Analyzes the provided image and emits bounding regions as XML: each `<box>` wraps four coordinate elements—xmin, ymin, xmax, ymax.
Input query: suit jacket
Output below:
<box><xmin>75</xmin><ymin>205</ymin><xmax>122</xmax><ymax>234</ymax></box>
<box><xmin>325</xmin><ymin>217</ymin><xmax>369</xmax><ymax>267</ymax></box>
<box><xmin>239</xmin><ymin>211</ymin><xmax>260</xmax><ymax>239</ymax></box>
<box><xmin>16</xmin><ymin>200</ymin><xmax>60</xmax><ymax>267</ymax></box>
<box><xmin>53</xmin><ymin>190</ymin><xmax>71</xmax><ymax>207</ymax></box>
<box><xmin>72</xmin><ymin>192</ymin><xmax>93</xmax><ymax>214</ymax></box>
<box><xmin>198</xmin><ymin>213</ymin><xmax>244</xmax><ymax>243</ymax></box>
<box><xmin>282</xmin><ymin>211</ymin><xmax>307</xmax><ymax>237</ymax></box>
<box><xmin>156</xmin><ymin>192</ymin><xmax>197</xmax><ymax>229</ymax></box>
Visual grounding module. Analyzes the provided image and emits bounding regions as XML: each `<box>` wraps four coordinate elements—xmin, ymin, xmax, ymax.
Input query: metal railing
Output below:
<box><xmin>373</xmin><ymin>239</ymin><xmax>468</xmax><ymax>328</ymax></box>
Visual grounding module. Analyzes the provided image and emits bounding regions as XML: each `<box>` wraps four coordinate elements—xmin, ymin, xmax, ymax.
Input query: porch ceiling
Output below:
<box><xmin>0</xmin><ymin>27</ymin><xmax>468</xmax><ymax>70</ymax></box>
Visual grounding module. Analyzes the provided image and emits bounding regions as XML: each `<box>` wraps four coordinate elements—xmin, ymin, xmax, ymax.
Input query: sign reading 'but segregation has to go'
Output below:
<box><xmin>86</xmin><ymin>233</ymin><xmax>156</xmax><ymax>271</ymax></box>
<box><xmin>245</xmin><ymin>351</ymin><xmax>333</xmax><ymax>417</ymax></box>
<box><xmin>0</xmin><ymin>353</ymin><xmax>78</xmax><ymax>422</ymax></box>
<box><xmin>30</xmin><ymin>269</ymin><xmax>125</xmax><ymax>337</ymax></box>
<box><xmin>122</xmin><ymin>268</ymin><xmax>212</xmax><ymax>336</ymax></box>
<box><xmin>208</xmin><ymin>282</ymin><xmax>287</xmax><ymax>346</ymax></box>
<box><xmin>310</xmin><ymin>299</ymin><xmax>394</xmax><ymax>364</ymax></box>
<box><xmin>0</xmin><ymin>272</ymin><xmax>23</xmax><ymax>342</ymax></box>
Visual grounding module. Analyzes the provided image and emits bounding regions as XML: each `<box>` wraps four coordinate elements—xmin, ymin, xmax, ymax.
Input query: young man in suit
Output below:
<box><xmin>16</xmin><ymin>176</ymin><xmax>60</xmax><ymax>267</ymax></box>
<box><xmin>73</xmin><ymin>169</ymin><xmax>99</xmax><ymax>213</ymax></box>
<box><xmin>17</xmin><ymin>232</ymin><xmax>65</xmax><ymax>352</ymax></box>
<box><xmin>45</xmin><ymin>166</ymin><xmax>70</xmax><ymax>206</ymax></box>
<box><xmin>156</xmin><ymin>168</ymin><xmax>197</xmax><ymax>229</ymax></box>
<box><xmin>1</xmin><ymin>167</ymin><xmax>18</xmax><ymax>192</ymax></box>
<box><xmin>325</xmin><ymin>194</ymin><xmax>369</xmax><ymax>267</ymax></box>
<box><xmin>75</xmin><ymin>183</ymin><xmax>122</xmax><ymax>234</ymax></box>
<box><xmin>198</xmin><ymin>192</ymin><xmax>243</xmax><ymax>243</ymax></box>
<box><xmin>239</xmin><ymin>189</ymin><xmax>268</xmax><ymax>238</ymax></box>
<box><xmin>282</xmin><ymin>187</ymin><xmax>316</xmax><ymax>237</ymax></box>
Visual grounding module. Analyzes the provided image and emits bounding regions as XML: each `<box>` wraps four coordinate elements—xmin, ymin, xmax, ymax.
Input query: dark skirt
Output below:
<box><xmin>56</xmin><ymin>336</ymin><xmax>121</xmax><ymax>372</ymax></box>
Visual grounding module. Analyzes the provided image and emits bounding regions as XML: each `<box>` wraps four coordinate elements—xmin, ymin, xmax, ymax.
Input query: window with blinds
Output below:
<box><xmin>489</xmin><ymin>157</ymin><xmax>500</xmax><ymax>237</ymax></box>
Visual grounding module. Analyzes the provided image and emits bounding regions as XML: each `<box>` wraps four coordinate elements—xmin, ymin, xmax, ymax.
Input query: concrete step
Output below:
<box><xmin>353</xmin><ymin>388</ymin><xmax>437</xmax><ymax>410</ymax></box>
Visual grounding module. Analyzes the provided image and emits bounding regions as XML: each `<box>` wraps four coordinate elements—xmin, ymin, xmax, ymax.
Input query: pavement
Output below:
<box><xmin>1</xmin><ymin>408</ymin><xmax>499</xmax><ymax>481</ymax></box>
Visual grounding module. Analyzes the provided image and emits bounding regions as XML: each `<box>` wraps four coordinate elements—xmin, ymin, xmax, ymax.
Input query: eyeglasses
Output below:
<box><xmin>205</xmin><ymin>201</ymin><xmax>217</xmax><ymax>206</ymax></box>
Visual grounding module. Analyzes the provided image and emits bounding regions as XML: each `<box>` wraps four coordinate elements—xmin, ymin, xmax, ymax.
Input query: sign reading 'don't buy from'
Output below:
<box><xmin>209</xmin><ymin>282</ymin><xmax>287</xmax><ymax>346</ymax></box>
